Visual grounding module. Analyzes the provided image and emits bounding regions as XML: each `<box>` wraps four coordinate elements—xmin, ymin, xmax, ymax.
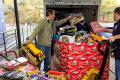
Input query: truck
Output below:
<box><xmin>44</xmin><ymin>0</ymin><xmax>102</xmax><ymax>23</ymax></box>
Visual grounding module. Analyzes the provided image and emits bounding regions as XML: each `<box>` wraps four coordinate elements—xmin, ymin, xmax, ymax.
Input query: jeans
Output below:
<box><xmin>37</xmin><ymin>44</ymin><xmax>51</xmax><ymax>72</ymax></box>
<box><xmin>115</xmin><ymin>59</ymin><xmax>120</xmax><ymax>80</ymax></box>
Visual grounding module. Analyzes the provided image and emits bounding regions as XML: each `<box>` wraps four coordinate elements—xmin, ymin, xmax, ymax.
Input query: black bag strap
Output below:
<box><xmin>96</xmin><ymin>40</ymin><xmax>111</xmax><ymax>80</ymax></box>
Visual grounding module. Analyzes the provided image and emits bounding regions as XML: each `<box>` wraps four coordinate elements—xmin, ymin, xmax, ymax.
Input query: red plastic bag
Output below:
<box><xmin>56</xmin><ymin>41</ymin><xmax>109</xmax><ymax>80</ymax></box>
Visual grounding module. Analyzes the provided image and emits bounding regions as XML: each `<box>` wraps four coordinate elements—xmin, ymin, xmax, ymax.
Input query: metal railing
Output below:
<box><xmin>0</xmin><ymin>29</ymin><xmax>17</xmax><ymax>55</ymax></box>
<box><xmin>21</xmin><ymin>24</ymin><xmax>34</xmax><ymax>43</ymax></box>
<box><xmin>0</xmin><ymin>24</ymin><xmax>35</xmax><ymax>53</ymax></box>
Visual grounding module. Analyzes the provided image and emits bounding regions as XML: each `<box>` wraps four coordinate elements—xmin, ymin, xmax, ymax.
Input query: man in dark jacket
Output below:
<box><xmin>75</xmin><ymin>13</ymin><xmax>91</xmax><ymax>33</ymax></box>
<box><xmin>105</xmin><ymin>7</ymin><xmax>120</xmax><ymax>80</ymax></box>
<box><xmin>76</xmin><ymin>20</ymin><xmax>91</xmax><ymax>33</ymax></box>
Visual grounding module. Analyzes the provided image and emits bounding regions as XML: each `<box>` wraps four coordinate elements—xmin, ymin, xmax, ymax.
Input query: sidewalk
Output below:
<box><xmin>109</xmin><ymin>56</ymin><xmax>115</xmax><ymax>80</ymax></box>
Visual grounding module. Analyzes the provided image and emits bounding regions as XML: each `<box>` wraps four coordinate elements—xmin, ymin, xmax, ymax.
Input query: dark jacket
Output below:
<box><xmin>112</xmin><ymin>20</ymin><xmax>120</xmax><ymax>59</ymax></box>
<box><xmin>76</xmin><ymin>22</ymin><xmax>91</xmax><ymax>33</ymax></box>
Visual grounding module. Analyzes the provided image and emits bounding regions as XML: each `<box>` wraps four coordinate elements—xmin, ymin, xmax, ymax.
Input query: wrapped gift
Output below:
<box><xmin>90</xmin><ymin>22</ymin><xmax>106</xmax><ymax>34</ymax></box>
